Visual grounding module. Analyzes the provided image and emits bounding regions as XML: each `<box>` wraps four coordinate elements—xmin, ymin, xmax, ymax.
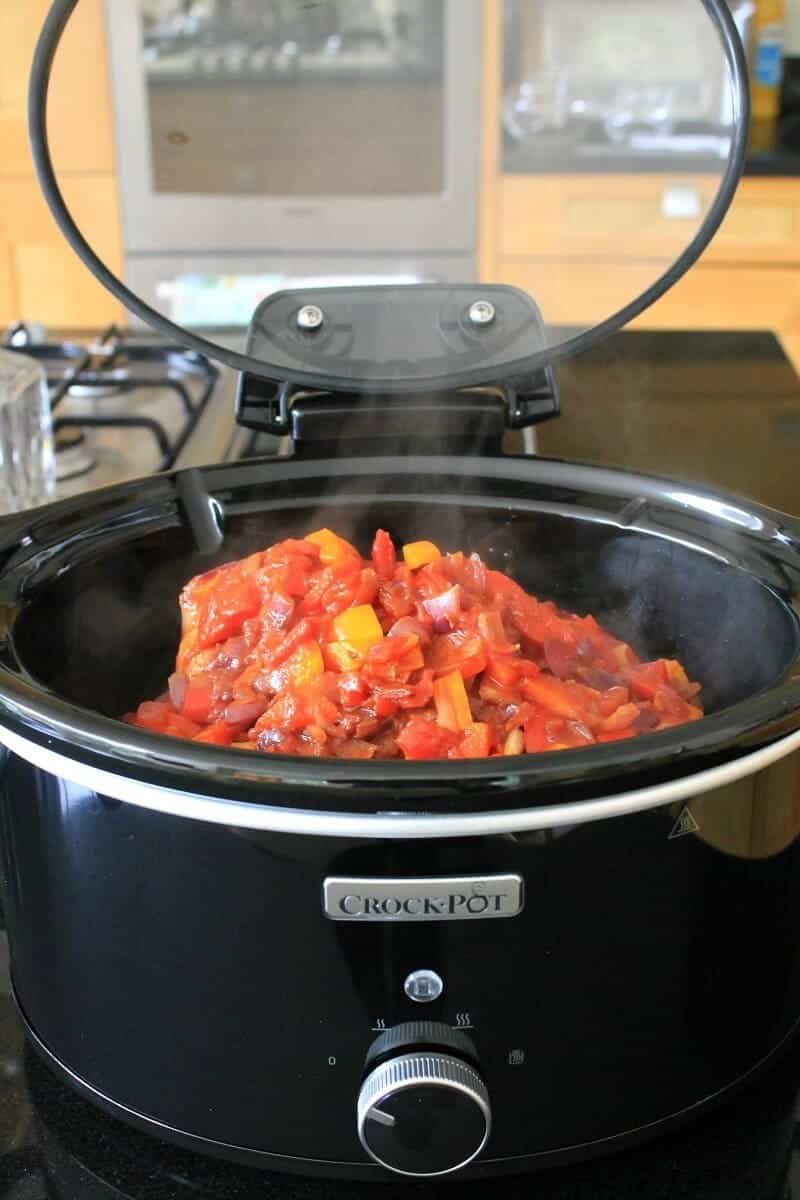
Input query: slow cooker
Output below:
<box><xmin>4</xmin><ymin>0</ymin><xmax>800</xmax><ymax>1183</ymax></box>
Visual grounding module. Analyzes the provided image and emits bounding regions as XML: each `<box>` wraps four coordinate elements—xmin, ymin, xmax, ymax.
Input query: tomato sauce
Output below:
<box><xmin>124</xmin><ymin>528</ymin><xmax>703</xmax><ymax>759</ymax></box>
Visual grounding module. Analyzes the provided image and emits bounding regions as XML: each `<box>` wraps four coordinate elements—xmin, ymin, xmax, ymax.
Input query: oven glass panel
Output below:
<box><xmin>139</xmin><ymin>0</ymin><xmax>446</xmax><ymax>196</ymax></box>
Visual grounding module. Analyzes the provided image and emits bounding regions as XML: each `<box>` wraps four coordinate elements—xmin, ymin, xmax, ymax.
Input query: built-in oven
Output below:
<box><xmin>104</xmin><ymin>0</ymin><xmax>482</xmax><ymax>324</ymax></box>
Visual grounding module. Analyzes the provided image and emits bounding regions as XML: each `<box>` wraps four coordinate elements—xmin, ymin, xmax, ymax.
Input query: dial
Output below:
<box><xmin>357</xmin><ymin>1048</ymin><xmax>491</xmax><ymax>1178</ymax></box>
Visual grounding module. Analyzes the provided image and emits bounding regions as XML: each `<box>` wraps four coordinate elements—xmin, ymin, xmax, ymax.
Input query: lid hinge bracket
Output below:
<box><xmin>235</xmin><ymin>367</ymin><xmax>559</xmax><ymax>457</ymax></box>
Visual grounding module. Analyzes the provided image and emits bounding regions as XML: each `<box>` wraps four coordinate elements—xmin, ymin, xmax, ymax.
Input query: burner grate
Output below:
<box><xmin>3</xmin><ymin>322</ymin><xmax>218</xmax><ymax>473</ymax></box>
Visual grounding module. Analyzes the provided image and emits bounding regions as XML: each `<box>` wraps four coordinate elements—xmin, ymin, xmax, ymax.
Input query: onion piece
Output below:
<box><xmin>580</xmin><ymin>667</ymin><xmax>621</xmax><ymax>692</ymax></box>
<box><xmin>422</xmin><ymin>585</ymin><xmax>461</xmax><ymax>630</ymax></box>
<box><xmin>219</xmin><ymin>637</ymin><xmax>247</xmax><ymax>665</ymax></box>
<box><xmin>633</xmin><ymin>707</ymin><xmax>660</xmax><ymax>732</ymax></box>
<box><xmin>224</xmin><ymin>699</ymin><xmax>265</xmax><ymax>726</ymax></box>
<box><xmin>168</xmin><ymin>672</ymin><xmax>188</xmax><ymax>711</ymax></box>
<box><xmin>266</xmin><ymin>591</ymin><xmax>295</xmax><ymax>631</ymax></box>
<box><xmin>503</xmin><ymin>728</ymin><xmax>524</xmax><ymax>756</ymax></box>
<box><xmin>387</xmin><ymin>617</ymin><xmax>432</xmax><ymax>645</ymax></box>
<box><xmin>544</xmin><ymin>639</ymin><xmax>576</xmax><ymax>680</ymax></box>
<box><xmin>575</xmin><ymin>638</ymin><xmax>595</xmax><ymax>661</ymax></box>
<box><xmin>468</xmin><ymin>553</ymin><xmax>487</xmax><ymax>594</ymax></box>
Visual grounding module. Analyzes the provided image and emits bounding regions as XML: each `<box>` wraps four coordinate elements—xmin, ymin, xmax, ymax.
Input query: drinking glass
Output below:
<box><xmin>0</xmin><ymin>349</ymin><xmax>56</xmax><ymax>514</ymax></box>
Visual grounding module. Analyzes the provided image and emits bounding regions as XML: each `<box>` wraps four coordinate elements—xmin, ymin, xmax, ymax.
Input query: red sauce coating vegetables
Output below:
<box><xmin>124</xmin><ymin>529</ymin><xmax>703</xmax><ymax>759</ymax></box>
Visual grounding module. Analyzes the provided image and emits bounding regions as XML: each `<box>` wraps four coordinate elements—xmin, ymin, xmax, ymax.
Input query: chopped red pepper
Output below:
<box><xmin>193</xmin><ymin>721</ymin><xmax>236</xmax><ymax>746</ymax></box>
<box><xmin>196</xmin><ymin>578</ymin><xmax>261</xmax><ymax>651</ymax></box>
<box><xmin>629</xmin><ymin>660</ymin><xmax>670</xmax><ymax>700</ymax></box>
<box><xmin>181</xmin><ymin>685</ymin><xmax>215</xmax><ymax>725</ymax></box>
<box><xmin>371</xmin><ymin>529</ymin><xmax>397</xmax><ymax>581</ymax></box>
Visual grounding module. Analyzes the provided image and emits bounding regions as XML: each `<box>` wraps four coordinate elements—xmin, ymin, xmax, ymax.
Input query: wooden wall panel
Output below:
<box><xmin>0</xmin><ymin>175</ymin><xmax>123</xmax><ymax>327</ymax></box>
<box><xmin>0</xmin><ymin>0</ymin><xmax>122</xmax><ymax>326</ymax></box>
<box><xmin>0</xmin><ymin>0</ymin><xmax>116</xmax><ymax>178</ymax></box>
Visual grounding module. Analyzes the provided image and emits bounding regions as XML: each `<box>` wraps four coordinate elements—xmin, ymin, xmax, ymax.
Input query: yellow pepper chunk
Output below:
<box><xmin>324</xmin><ymin>641</ymin><xmax>363</xmax><ymax>672</ymax></box>
<box><xmin>283</xmin><ymin>641</ymin><xmax>325</xmax><ymax>688</ymax></box>
<box><xmin>402</xmin><ymin>540</ymin><xmax>441</xmax><ymax>570</ymax></box>
<box><xmin>665</xmin><ymin>659</ymin><xmax>690</xmax><ymax>691</ymax></box>
<box><xmin>306</xmin><ymin>528</ymin><xmax>360</xmax><ymax>566</ymax></box>
<box><xmin>433</xmin><ymin>669</ymin><xmax>473</xmax><ymax>732</ymax></box>
<box><xmin>333</xmin><ymin>604</ymin><xmax>384</xmax><ymax>656</ymax></box>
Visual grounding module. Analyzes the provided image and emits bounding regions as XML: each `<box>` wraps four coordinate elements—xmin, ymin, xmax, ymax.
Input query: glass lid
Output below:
<box><xmin>30</xmin><ymin>0</ymin><xmax>748</xmax><ymax>393</ymax></box>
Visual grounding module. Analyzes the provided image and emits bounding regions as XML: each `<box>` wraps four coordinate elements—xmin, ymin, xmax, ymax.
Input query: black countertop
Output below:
<box><xmin>745</xmin><ymin>59</ymin><xmax>800</xmax><ymax>177</ymax></box>
<box><xmin>537</xmin><ymin>328</ymin><xmax>800</xmax><ymax>517</ymax></box>
<box><xmin>3</xmin><ymin>327</ymin><xmax>800</xmax><ymax>1199</ymax></box>
<box><xmin>743</xmin><ymin>114</ymin><xmax>800</xmax><ymax>176</ymax></box>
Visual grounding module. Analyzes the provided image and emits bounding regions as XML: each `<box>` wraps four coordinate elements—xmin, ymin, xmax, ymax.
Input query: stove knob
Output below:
<box><xmin>357</xmin><ymin>1051</ymin><xmax>491</xmax><ymax>1177</ymax></box>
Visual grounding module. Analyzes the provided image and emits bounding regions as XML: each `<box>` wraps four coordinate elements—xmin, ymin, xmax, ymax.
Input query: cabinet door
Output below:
<box><xmin>710</xmin><ymin>179</ymin><xmax>800</xmax><ymax>265</ymax></box>
<box><xmin>0</xmin><ymin>0</ymin><xmax>117</xmax><ymax>177</ymax></box>
<box><xmin>0</xmin><ymin>248</ymin><xmax>15</xmax><ymax>327</ymax></box>
<box><xmin>495</xmin><ymin>258</ymin><xmax>800</xmax><ymax>336</ymax></box>
<box><xmin>0</xmin><ymin>176</ymin><xmax>122</xmax><ymax>328</ymax></box>
<box><xmin>0</xmin><ymin>0</ymin><xmax>121</xmax><ymax>326</ymax></box>
<box><xmin>498</xmin><ymin>175</ymin><xmax>723</xmax><ymax>262</ymax></box>
<box><xmin>498</xmin><ymin>176</ymin><xmax>800</xmax><ymax>267</ymax></box>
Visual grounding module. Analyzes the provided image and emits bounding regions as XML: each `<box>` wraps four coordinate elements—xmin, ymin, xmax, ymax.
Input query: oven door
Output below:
<box><xmin>104</xmin><ymin>0</ymin><xmax>481</xmax><ymax>261</ymax></box>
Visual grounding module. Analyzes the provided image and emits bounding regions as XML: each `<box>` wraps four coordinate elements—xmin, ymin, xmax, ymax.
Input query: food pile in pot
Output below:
<box><xmin>125</xmin><ymin>529</ymin><xmax>703</xmax><ymax>759</ymax></box>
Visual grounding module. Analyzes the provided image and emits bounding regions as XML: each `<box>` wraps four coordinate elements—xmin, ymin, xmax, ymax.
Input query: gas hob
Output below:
<box><xmin>2</xmin><ymin>324</ymin><xmax>247</xmax><ymax>499</ymax></box>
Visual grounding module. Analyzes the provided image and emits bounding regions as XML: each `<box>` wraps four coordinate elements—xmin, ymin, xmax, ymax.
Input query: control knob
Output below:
<box><xmin>357</xmin><ymin>1022</ymin><xmax>491</xmax><ymax>1178</ymax></box>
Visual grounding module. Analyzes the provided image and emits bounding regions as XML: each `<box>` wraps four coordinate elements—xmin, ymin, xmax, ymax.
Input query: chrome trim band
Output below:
<box><xmin>1</xmin><ymin>726</ymin><xmax>799</xmax><ymax>839</ymax></box>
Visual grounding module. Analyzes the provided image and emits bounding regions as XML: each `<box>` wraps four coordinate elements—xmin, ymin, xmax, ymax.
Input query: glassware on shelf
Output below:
<box><xmin>502</xmin><ymin>69</ymin><xmax>570</xmax><ymax>140</ymax></box>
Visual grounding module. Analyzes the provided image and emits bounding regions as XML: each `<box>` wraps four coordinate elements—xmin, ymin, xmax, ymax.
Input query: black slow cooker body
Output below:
<box><xmin>1</xmin><ymin>454</ymin><xmax>800</xmax><ymax>1177</ymax></box>
<box><xmin>3</xmin><ymin>757</ymin><xmax>800</xmax><ymax>1179</ymax></box>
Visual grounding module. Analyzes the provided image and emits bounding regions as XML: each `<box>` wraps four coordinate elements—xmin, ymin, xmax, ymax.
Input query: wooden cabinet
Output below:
<box><xmin>498</xmin><ymin>174</ymin><xmax>719</xmax><ymax>263</ymax></box>
<box><xmin>0</xmin><ymin>0</ymin><xmax>122</xmax><ymax>328</ymax></box>
<box><xmin>1</xmin><ymin>0</ymin><xmax>117</xmax><ymax>177</ymax></box>
<box><xmin>0</xmin><ymin>175</ymin><xmax>123</xmax><ymax>329</ymax></box>
<box><xmin>488</xmin><ymin>175</ymin><xmax>800</xmax><ymax>349</ymax></box>
<box><xmin>479</xmin><ymin>0</ymin><xmax>800</xmax><ymax>367</ymax></box>
<box><xmin>497</xmin><ymin>175</ymin><xmax>800</xmax><ymax>267</ymax></box>
<box><xmin>498</xmin><ymin>256</ymin><xmax>800</xmax><ymax>340</ymax></box>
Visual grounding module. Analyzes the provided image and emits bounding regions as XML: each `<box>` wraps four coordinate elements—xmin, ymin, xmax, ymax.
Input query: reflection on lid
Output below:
<box><xmin>157</xmin><ymin>272</ymin><xmax>423</xmax><ymax>327</ymax></box>
<box><xmin>667</xmin><ymin>491</ymin><xmax>765</xmax><ymax>532</ymax></box>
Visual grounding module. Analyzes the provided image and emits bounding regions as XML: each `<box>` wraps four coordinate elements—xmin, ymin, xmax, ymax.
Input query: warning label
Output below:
<box><xmin>668</xmin><ymin>806</ymin><xmax>700</xmax><ymax>840</ymax></box>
